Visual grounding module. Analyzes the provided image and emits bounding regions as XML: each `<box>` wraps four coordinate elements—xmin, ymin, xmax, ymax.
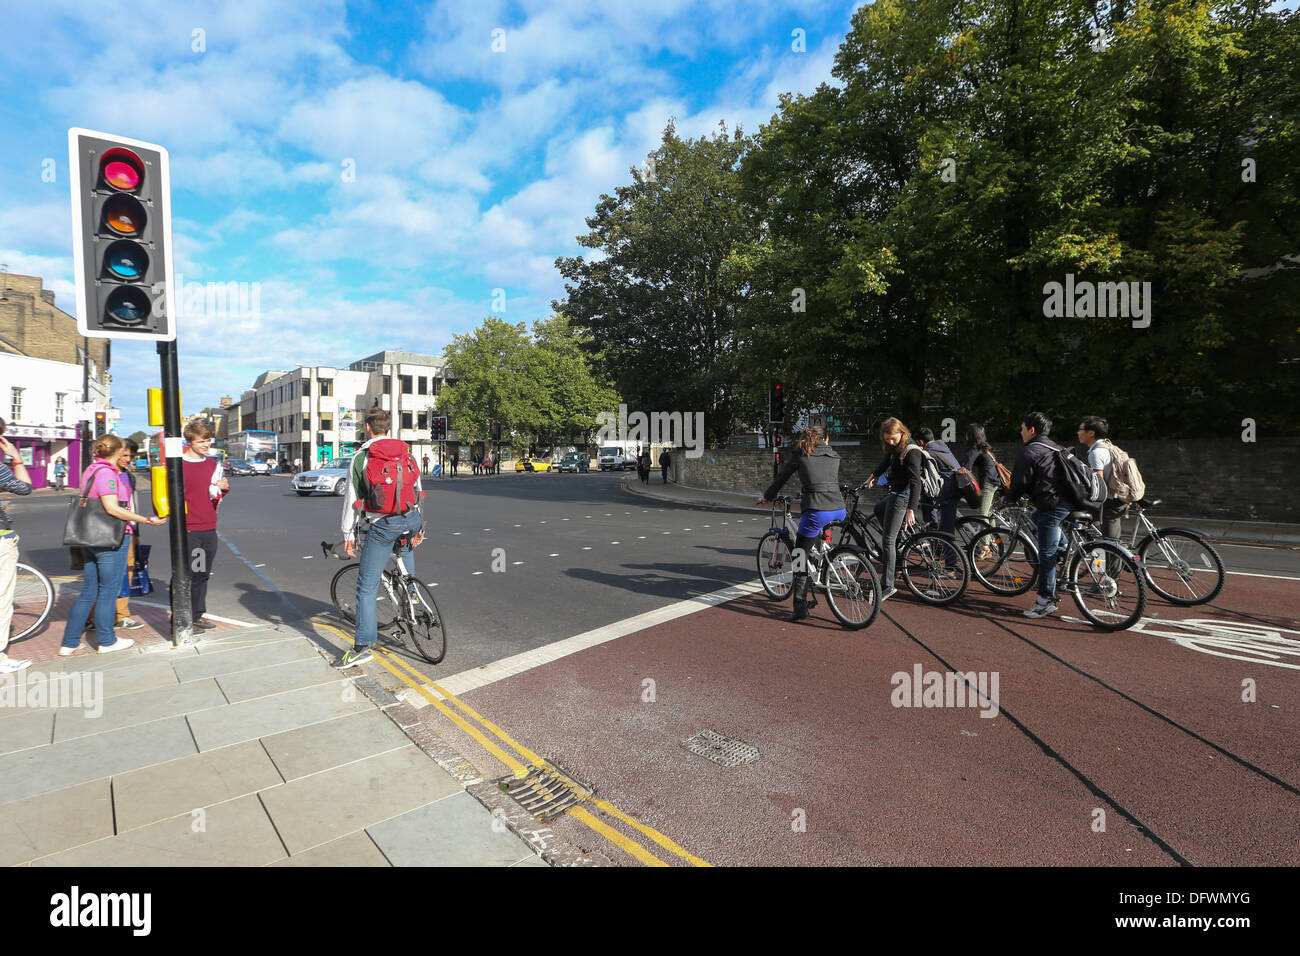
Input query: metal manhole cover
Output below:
<box><xmin>496</xmin><ymin>762</ymin><xmax>594</xmax><ymax>821</ymax></box>
<box><xmin>681</xmin><ymin>729</ymin><xmax>759</xmax><ymax>767</ymax></box>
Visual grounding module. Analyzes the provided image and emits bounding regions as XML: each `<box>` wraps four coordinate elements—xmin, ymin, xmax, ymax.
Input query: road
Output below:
<box><xmin>8</xmin><ymin>471</ymin><xmax>1300</xmax><ymax>866</ymax></box>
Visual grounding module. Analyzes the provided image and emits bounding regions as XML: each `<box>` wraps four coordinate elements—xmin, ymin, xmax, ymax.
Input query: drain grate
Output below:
<box><xmin>497</xmin><ymin>762</ymin><xmax>594</xmax><ymax>820</ymax></box>
<box><xmin>681</xmin><ymin>729</ymin><xmax>759</xmax><ymax>767</ymax></box>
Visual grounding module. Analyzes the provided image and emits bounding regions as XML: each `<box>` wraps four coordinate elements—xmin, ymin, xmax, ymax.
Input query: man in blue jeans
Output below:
<box><xmin>1004</xmin><ymin>411</ymin><xmax>1073</xmax><ymax>619</ymax></box>
<box><xmin>335</xmin><ymin>407</ymin><xmax>424</xmax><ymax>668</ymax></box>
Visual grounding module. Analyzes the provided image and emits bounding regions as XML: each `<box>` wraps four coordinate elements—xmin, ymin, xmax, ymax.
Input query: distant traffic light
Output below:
<box><xmin>769</xmin><ymin>381</ymin><xmax>785</xmax><ymax>423</ymax></box>
<box><xmin>430</xmin><ymin>416</ymin><xmax>448</xmax><ymax>440</ymax></box>
<box><xmin>68</xmin><ymin>128</ymin><xmax>175</xmax><ymax>341</ymax></box>
<box><xmin>94</xmin><ymin>411</ymin><xmax>107</xmax><ymax>437</ymax></box>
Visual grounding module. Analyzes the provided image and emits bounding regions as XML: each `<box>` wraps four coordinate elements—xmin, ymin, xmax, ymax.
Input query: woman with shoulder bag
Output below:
<box><xmin>963</xmin><ymin>424</ymin><xmax>1001</xmax><ymax>517</ymax></box>
<box><xmin>60</xmin><ymin>435</ymin><xmax>166</xmax><ymax>657</ymax></box>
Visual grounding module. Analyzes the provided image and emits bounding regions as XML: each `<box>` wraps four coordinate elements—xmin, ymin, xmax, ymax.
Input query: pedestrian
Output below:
<box><xmin>335</xmin><ymin>407</ymin><xmax>424</xmax><ymax>668</ymax></box>
<box><xmin>659</xmin><ymin>448</ymin><xmax>671</xmax><ymax>483</ymax></box>
<box><xmin>60</xmin><ymin>435</ymin><xmax>166</xmax><ymax>656</ymax></box>
<box><xmin>422</xmin><ymin>453</ymin><xmax>430</xmax><ymax>475</ymax></box>
<box><xmin>0</xmin><ymin>418</ymin><xmax>35</xmax><ymax>673</ymax></box>
<box><xmin>294</xmin><ymin>456</ymin><xmax>302</xmax><ymax>473</ymax></box>
<box><xmin>1004</xmin><ymin>411</ymin><xmax>1073</xmax><ymax>619</ymax></box>
<box><xmin>54</xmin><ymin>456</ymin><xmax>68</xmax><ymax>491</ymax></box>
<box><xmin>450</xmin><ymin>453</ymin><xmax>458</xmax><ymax>476</ymax></box>
<box><xmin>174</xmin><ymin>421</ymin><xmax>230</xmax><ymax>632</ymax></box>
<box><xmin>639</xmin><ymin>450</ymin><xmax>651</xmax><ymax>485</ymax></box>
<box><xmin>962</xmin><ymin>424</ymin><xmax>1000</xmax><ymax>517</ymax></box>
<box><xmin>112</xmin><ymin>438</ymin><xmax>146</xmax><ymax>630</ymax></box>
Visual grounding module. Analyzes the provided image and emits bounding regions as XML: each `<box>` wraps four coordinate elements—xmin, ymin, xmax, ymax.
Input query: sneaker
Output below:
<box><xmin>116</xmin><ymin>618</ymin><xmax>145</xmax><ymax>630</ymax></box>
<box><xmin>334</xmin><ymin>646</ymin><xmax>373</xmax><ymax>669</ymax></box>
<box><xmin>59</xmin><ymin>645</ymin><xmax>84</xmax><ymax>657</ymax></box>
<box><xmin>0</xmin><ymin>657</ymin><xmax>32</xmax><ymax>673</ymax></box>
<box><xmin>98</xmin><ymin>637</ymin><xmax>135</xmax><ymax>654</ymax></box>
<box><xmin>879</xmin><ymin>586</ymin><xmax>898</xmax><ymax>602</ymax></box>
<box><xmin>1023</xmin><ymin>598</ymin><xmax>1059</xmax><ymax>619</ymax></box>
<box><xmin>193</xmin><ymin>618</ymin><xmax>217</xmax><ymax>631</ymax></box>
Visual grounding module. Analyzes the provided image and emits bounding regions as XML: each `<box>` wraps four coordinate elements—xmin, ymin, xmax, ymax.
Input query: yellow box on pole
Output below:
<box><xmin>148</xmin><ymin>388</ymin><xmax>181</xmax><ymax>426</ymax></box>
<box><xmin>151</xmin><ymin>465</ymin><xmax>169</xmax><ymax>517</ymax></box>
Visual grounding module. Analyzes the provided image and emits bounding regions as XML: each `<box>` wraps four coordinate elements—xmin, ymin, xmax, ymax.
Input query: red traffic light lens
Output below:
<box><xmin>104</xmin><ymin>286</ymin><xmax>151</xmax><ymax>326</ymax></box>
<box><xmin>103</xmin><ymin>240</ymin><xmax>149</xmax><ymax>279</ymax></box>
<box><xmin>99</xmin><ymin>148</ymin><xmax>144</xmax><ymax>192</ymax></box>
<box><xmin>102</xmin><ymin>195</ymin><xmax>147</xmax><ymax>236</ymax></box>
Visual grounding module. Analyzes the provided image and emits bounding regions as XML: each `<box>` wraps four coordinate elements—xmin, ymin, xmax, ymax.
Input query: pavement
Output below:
<box><xmin>621</xmin><ymin>475</ymin><xmax>1300</xmax><ymax>546</ymax></box>
<box><xmin>0</xmin><ymin>583</ymin><xmax>548</xmax><ymax>867</ymax></box>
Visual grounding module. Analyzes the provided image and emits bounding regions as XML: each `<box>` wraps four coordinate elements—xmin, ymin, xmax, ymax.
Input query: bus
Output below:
<box><xmin>227</xmin><ymin>430</ymin><xmax>279</xmax><ymax>466</ymax></box>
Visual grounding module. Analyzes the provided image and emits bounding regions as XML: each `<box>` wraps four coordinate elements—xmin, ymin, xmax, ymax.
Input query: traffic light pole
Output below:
<box><xmin>158</xmin><ymin>339</ymin><xmax>193</xmax><ymax>646</ymax></box>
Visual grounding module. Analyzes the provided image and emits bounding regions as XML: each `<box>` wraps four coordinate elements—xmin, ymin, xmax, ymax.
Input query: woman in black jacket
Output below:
<box><xmin>865</xmin><ymin>417</ymin><xmax>924</xmax><ymax>601</ymax></box>
<box><xmin>962</xmin><ymin>423</ymin><xmax>1000</xmax><ymax>517</ymax></box>
<box><xmin>757</xmin><ymin>425</ymin><xmax>845</xmax><ymax>621</ymax></box>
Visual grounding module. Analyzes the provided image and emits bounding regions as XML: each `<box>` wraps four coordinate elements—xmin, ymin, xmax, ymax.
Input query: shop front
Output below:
<box><xmin>3</xmin><ymin>423</ymin><xmax>81</xmax><ymax>489</ymax></box>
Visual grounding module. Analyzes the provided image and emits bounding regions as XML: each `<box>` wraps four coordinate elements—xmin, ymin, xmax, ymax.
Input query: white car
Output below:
<box><xmin>291</xmin><ymin>460</ymin><xmax>351</xmax><ymax>496</ymax></box>
<box><xmin>247</xmin><ymin>459</ymin><xmax>275</xmax><ymax>475</ymax></box>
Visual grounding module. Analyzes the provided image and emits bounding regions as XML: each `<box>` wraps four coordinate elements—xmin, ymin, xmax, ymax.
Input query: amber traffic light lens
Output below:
<box><xmin>99</xmin><ymin>147</ymin><xmax>144</xmax><ymax>192</ymax></box>
<box><xmin>104</xmin><ymin>286</ymin><xmax>151</xmax><ymax>325</ymax></box>
<box><xmin>102</xmin><ymin>195</ymin><xmax>147</xmax><ymax>236</ymax></box>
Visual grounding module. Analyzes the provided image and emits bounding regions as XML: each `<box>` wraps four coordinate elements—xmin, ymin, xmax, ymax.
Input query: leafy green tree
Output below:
<box><xmin>528</xmin><ymin>314</ymin><xmax>621</xmax><ymax>449</ymax></box>
<box><xmin>438</xmin><ymin>318</ymin><xmax>540</xmax><ymax>451</ymax></box>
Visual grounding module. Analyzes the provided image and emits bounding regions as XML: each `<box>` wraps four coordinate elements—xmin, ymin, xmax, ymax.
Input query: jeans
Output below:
<box><xmin>63</xmin><ymin>535</ymin><xmax>132</xmax><ymax>648</ymax></box>
<box><xmin>1033</xmin><ymin>504</ymin><xmax>1072</xmax><ymax>601</ymax></box>
<box><xmin>354</xmin><ymin>510</ymin><xmax>423</xmax><ymax>649</ymax></box>
<box><xmin>978</xmin><ymin>482</ymin><xmax>997</xmax><ymax>517</ymax></box>
<box><xmin>879</xmin><ymin>493</ymin><xmax>910</xmax><ymax>589</ymax></box>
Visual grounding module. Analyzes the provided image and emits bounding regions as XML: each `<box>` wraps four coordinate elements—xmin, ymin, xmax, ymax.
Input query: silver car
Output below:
<box><xmin>292</xmin><ymin>460</ymin><xmax>351</xmax><ymax>496</ymax></box>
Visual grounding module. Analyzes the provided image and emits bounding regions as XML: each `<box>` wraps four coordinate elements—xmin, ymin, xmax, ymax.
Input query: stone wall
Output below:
<box><xmin>677</xmin><ymin>438</ymin><xmax>1300</xmax><ymax>522</ymax></box>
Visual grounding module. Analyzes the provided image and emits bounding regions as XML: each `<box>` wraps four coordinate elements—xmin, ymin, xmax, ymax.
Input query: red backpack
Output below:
<box><xmin>354</xmin><ymin>438</ymin><xmax>423</xmax><ymax>515</ymax></box>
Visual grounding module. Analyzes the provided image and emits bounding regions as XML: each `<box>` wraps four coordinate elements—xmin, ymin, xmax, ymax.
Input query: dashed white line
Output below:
<box><xmin>582</xmin><ymin>546</ymin><xmax>592</xmax><ymax>550</ymax></box>
<box><xmin>472</xmin><ymin>571</ymin><xmax>484</xmax><ymax>575</ymax></box>
<box><xmin>512</xmin><ymin>561</ymin><xmax>524</xmax><ymax>565</ymax></box>
<box><xmin>302</xmin><ymin>555</ymin><xmax>313</xmax><ymax>559</ymax></box>
<box><xmin>611</xmin><ymin>541</ymin><xmax>620</xmax><ymax>545</ymax></box>
<box><xmin>637</xmin><ymin>535</ymin><xmax>646</xmax><ymax>539</ymax></box>
<box><xmin>549</xmin><ymin>553</ymin><xmax>559</xmax><ymax>557</ymax></box>
<box><xmin>427</xmin><ymin>582</ymin><xmax>439</xmax><ymax>587</ymax></box>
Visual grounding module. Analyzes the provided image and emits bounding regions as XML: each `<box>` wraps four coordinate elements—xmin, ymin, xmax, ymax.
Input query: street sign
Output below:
<box><xmin>68</xmin><ymin>128</ymin><xmax>176</xmax><ymax>341</ymax></box>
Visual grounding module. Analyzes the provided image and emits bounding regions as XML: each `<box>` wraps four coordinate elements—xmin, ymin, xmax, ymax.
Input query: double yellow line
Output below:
<box><xmin>313</xmin><ymin>619</ymin><xmax>711</xmax><ymax>867</ymax></box>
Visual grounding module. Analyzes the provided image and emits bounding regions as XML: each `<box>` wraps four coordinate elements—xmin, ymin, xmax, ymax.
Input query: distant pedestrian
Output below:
<box><xmin>60</xmin><ymin>435</ymin><xmax>166</xmax><ymax>657</ymax></box>
<box><xmin>53</xmin><ymin>456</ymin><xmax>68</xmax><ymax>490</ymax></box>
<box><xmin>1</xmin><ymin>418</ymin><xmax>35</xmax><ymax>673</ymax></box>
<box><xmin>659</xmin><ymin>449</ymin><xmax>671</xmax><ymax>483</ymax></box>
<box><xmin>450</xmin><ymin>454</ymin><xmax>458</xmax><ymax>476</ymax></box>
<box><xmin>294</xmin><ymin>457</ymin><xmax>302</xmax><ymax>473</ymax></box>
<box><xmin>423</xmin><ymin>454</ymin><xmax>430</xmax><ymax>475</ymax></box>
<box><xmin>638</xmin><ymin>451</ymin><xmax>651</xmax><ymax>485</ymax></box>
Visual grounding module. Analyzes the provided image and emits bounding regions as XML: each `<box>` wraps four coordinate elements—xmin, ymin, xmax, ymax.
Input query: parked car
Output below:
<box><xmin>555</xmin><ymin>453</ymin><xmax>590</xmax><ymax>473</ymax></box>
<box><xmin>291</xmin><ymin>460</ymin><xmax>351</xmax><ymax>496</ymax></box>
<box><xmin>225</xmin><ymin>459</ymin><xmax>257</xmax><ymax>476</ymax></box>
<box><xmin>514</xmin><ymin>457</ymin><xmax>553</xmax><ymax>473</ymax></box>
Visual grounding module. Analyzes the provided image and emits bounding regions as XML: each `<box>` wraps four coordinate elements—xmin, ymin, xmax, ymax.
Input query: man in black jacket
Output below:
<box><xmin>1004</xmin><ymin>411</ymin><xmax>1073</xmax><ymax>618</ymax></box>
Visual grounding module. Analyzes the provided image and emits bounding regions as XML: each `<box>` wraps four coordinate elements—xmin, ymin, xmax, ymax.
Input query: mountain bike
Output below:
<box><xmin>323</xmin><ymin>536</ymin><xmax>447</xmax><ymax>664</ymax></box>
<box><xmin>755</xmin><ymin>496</ymin><xmax>880</xmax><ymax>629</ymax></box>
<box><xmin>6</xmin><ymin>560</ymin><xmax>54</xmax><ymax>643</ymax></box>
<box><xmin>826</xmin><ymin>484</ymin><xmax>970</xmax><ymax>605</ymax></box>
<box><xmin>965</xmin><ymin>504</ymin><xmax>1147</xmax><ymax>630</ymax></box>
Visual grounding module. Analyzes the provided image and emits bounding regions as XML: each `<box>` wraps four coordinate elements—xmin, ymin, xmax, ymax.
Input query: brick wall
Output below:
<box><xmin>678</xmin><ymin>438</ymin><xmax>1300</xmax><ymax>522</ymax></box>
<box><xmin>0</xmin><ymin>274</ymin><xmax>108</xmax><ymax>371</ymax></box>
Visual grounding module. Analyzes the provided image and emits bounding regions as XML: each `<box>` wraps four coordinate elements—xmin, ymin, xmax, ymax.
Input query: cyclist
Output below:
<box><xmin>865</xmin><ymin>417</ymin><xmax>924</xmax><ymax>601</ymax></box>
<box><xmin>335</xmin><ymin>408</ymin><xmax>425</xmax><ymax>668</ymax></box>
<box><xmin>756</xmin><ymin>425</ymin><xmax>845</xmax><ymax>622</ymax></box>
<box><xmin>1004</xmin><ymin>411</ymin><xmax>1073</xmax><ymax>618</ymax></box>
<box><xmin>962</xmin><ymin>423</ymin><xmax>1000</xmax><ymax>517</ymax></box>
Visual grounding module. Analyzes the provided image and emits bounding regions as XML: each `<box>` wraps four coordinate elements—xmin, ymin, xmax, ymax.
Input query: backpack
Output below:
<box><xmin>353</xmin><ymin>438</ymin><xmax>424</xmax><ymax>515</ymax></box>
<box><xmin>1054</xmin><ymin>447</ymin><xmax>1107</xmax><ymax>512</ymax></box>
<box><xmin>906</xmin><ymin>444</ymin><xmax>943</xmax><ymax>499</ymax></box>
<box><xmin>1101</xmin><ymin>441</ymin><xmax>1146</xmax><ymax>503</ymax></box>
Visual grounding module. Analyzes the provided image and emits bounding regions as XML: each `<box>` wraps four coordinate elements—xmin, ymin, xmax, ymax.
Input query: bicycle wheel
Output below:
<box><xmin>330</xmin><ymin>563</ymin><xmax>400</xmax><ymax>629</ymax></box>
<box><xmin>822</xmin><ymin>546</ymin><xmax>880</xmax><ymax>629</ymax></box>
<box><xmin>756</xmin><ymin>530</ymin><xmax>794</xmax><ymax>600</ymax></box>
<box><xmin>1066</xmin><ymin>541</ymin><xmax>1147</xmax><ymax>631</ymax></box>
<box><xmin>955</xmin><ymin>515</ymin><xmax>993</xmax><ymax>553</ymax></box>
<box><xmin>402</xmin><ymin>579</ymin><xmax>448</xmax><ymax>664</ymax></box>
<box><xmin>901</xmin><ymin>532</ymin><xmax>970</xmax><ymax>605</ymax></box>
<box><xmin>8</xmin><ymin>563</ymin><xmax>54</xmax><ymax>643</ymax></box>
<box><xmin>1138</xmin><ymin>529</ymin><xmax>1225</xmax><ymax>605</ymax></box>
<box><xmin>968</xmin><ymin>526</ymin><xmax>1037</xmax><ymax>595</ymax></box>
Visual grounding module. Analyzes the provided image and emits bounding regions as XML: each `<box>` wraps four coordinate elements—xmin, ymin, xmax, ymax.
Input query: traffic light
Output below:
<box><xmin>430</xmin><ymin>417</ymin><xmax>447</xmax><ymax>440</ymax></box>
<box><xmin>94</xmin><ymin>411</ymin><xmax>107</xmax><ymax>437</ymax></box>
<box><xmin>769</xmin><ymin>381</ymin><xmax>785</xmax><ymax>423</ymax></box>
<box><xmin>68</xmin><ymin>128</ymin><xmax>175</xmax><ymax>341</ymax></box>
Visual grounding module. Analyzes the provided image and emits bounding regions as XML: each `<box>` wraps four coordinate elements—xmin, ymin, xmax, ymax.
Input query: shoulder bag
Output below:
<box><xmin>62</xmin><ymin>463</ymin><xmax>126</xmax><ymax>550</ymax></box>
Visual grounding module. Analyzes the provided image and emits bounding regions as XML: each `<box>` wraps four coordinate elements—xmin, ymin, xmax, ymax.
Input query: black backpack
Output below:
<box><xmin>1055</xmin><ymin>447</ymin><xmax>1108</xmax><ymax>512</ymax></box>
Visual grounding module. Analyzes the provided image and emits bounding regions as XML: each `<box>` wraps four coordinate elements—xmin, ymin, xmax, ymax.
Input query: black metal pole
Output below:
<box><xmin>158</xmin><ymin>339</ymin><xmax>192</xmax><ymax>646</ymax></box>
<box><xmin>80</xmin><ymin>336</ymin><xmax>91</xmax><ymax>474</ymax></box>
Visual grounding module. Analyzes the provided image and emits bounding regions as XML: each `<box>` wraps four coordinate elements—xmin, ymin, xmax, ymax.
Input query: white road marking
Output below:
<box><xmin>611</xmin><ymin>541</ymin><xmax>620</xmax><ymax>545</ymax></box>
<box><xmin>638</xmin><ymin>535</ymin><xmax>646</xmax><ymax>539</ymax></box>
<box><xmin>254</xmin><ymin>563</ymin><xmax>266</xmax><ymax>568</ymax></box>
<box><xmin>582</xmin><ymin>546</ymin><xmax>592</xmax><ymax>550</ymax></box>
<box><xmin>513</xmin><ymin>561</ymin><xmax>524</xmax><ymax>565</ymax></box>
<box><xmin>452</xmin><ymin>532</ymin><xmax>462</xmax><ymax>535</ymax></box>
<box><xmin>427</xmin><ymin>582</ymin><xmax>439</xmax><ymax>587</ymax></box>
<box><xmin>549</xmin><ymin>553</ymin><xmax>559</xmax><ymax>557</ymax></box>
<box><xmin>131</xmin><ymin>602</ymin><xmax>258</xmax><ymax>628</ymax></box>
<box><xmin>435</xmin><ymin>580</ymin><xmax>766</xmax><ymax>696</ymax></box>
<box><xmin>302</xmin><ymin>555</ymin><xmax>313</xmax><ymax>559</ymax></box>
<box><xmin>472</xmin><ymin>571</ymin><xmax>484</xmax><ymax>575</ymax></box>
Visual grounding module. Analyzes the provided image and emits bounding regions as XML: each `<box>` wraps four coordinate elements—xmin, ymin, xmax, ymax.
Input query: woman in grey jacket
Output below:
<box><xmin>757</xmin><ymin>425</ymin><xmax>845</xmax><ymax>621</ymax></box>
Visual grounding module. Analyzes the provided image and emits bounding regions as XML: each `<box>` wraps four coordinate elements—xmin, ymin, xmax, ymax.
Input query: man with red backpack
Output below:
<box><xmin>335</xmin><ymin>408</ymin><xmax>425</xmax><ymax>668</ymax></box>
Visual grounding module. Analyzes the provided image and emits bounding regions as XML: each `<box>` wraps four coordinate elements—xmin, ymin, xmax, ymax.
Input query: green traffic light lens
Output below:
<box><xmin>102</xmin><ymin>195</ymin><xmax>146</xmax><ymax>236</ymax></box>
<box><xmin>99</xmin><ymin>147</ymin><xmax>144</xmax><ymax>192</ymax></box>
<box><xmin>103</xmin><ymin>240</ymin><xmax>149</xmax><ymax>279</ymax></box>
<box><xmin>104</xmin><ymin>286</ymin><xmax>151</xmax><ymax>326</ymax></box>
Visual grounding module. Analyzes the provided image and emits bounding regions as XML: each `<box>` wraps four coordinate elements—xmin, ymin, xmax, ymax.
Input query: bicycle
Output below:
<box><xmin>755</xmin><ymin>495</ymin><xmax>881</xmax><ymax>629</ymax></box>
<box><xmin>323</xmin><ymin>535</ymin><xmax>447</xmax><ymax>664</ymax></box>
<box><xmin>6</xmin><ymin>561</ymin><xmax>55</xmax><ymax>643</ymax></box>
<box><xmin>1098</xmin><ymin>498</ymin><xmax>1225</xmax><ymax>605</ymax></box>
<box><xmin>827</xmin><ymin>484</ymin><xmax>970</xmax><ymax>606</ymax></box>
<box><xmin>965</xmin><ymin>502</ymin><xmax>1148</xmax><ymax>630</ymax></box>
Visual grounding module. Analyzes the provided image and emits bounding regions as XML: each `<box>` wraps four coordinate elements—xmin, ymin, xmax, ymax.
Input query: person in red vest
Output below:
<box><xmin>176</xmin><ymin>420</ymin><xmax>229</xmax><ymax>630</ymax></box>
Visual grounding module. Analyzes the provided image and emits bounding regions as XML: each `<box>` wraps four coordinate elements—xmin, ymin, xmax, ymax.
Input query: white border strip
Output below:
<box><xmin>436</xmin><ymin>579</ymin><xmax>764</xmax><ymax>696</ymax></box>
<box><xmin>130</xmin><ymin>601</ymin><xmax>258</xmax><ymax>628</ymax></box>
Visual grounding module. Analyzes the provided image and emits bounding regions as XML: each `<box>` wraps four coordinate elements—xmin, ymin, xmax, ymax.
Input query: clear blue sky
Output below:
<box><xmin>0</xmin><ymin>0</ymin><xmax>862</xmax><ymax>435</ymax></box>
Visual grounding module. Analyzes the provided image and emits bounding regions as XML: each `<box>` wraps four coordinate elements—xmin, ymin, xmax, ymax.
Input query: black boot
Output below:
<box><xmin>790</xmin><ymin>573</ymin><xmax>810</xmax><ymax>621</ymax></box>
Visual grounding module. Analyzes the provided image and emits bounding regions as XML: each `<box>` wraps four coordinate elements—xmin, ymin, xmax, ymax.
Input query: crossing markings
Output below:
<box><xmin>472</xmin><ymin>571</ymin><xmax>484</xmax><ymax>575</ymax></box>
<box><xmin>549</xmin><ymin>553</ymin><xmax>559</xmax><ymax>557</ymax></box>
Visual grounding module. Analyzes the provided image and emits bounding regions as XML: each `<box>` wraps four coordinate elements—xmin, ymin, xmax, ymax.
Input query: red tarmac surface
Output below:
<box><xmin>431</xmin><ymin>571</ymin><xmax>1300</xmax><ymax>866</ymax></box>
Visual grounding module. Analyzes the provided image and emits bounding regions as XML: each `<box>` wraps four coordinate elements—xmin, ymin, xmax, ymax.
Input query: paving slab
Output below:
<box><xmin>112</xmin><ymin>739</ymin><xmax>284</xmax><ymax>833</ymax></box>
<box><xmin>52</xmin><ymin>678</ymin><xmax>228</xmax><ymax>742</ymax></box>
<box><xmin>0</xmin><ymin>778</ymin><xmax>114</xmax><ymax>866</ymax></box>
<box><xmin>187</xmin><ymin>681</ymin><xmax>370</xmax><ymax>752</ymax></box>
<box><xmin>172</xmin><ymin>639</ymin><xmax>317</xmax><ymax>682</ymax></box>
<box><xmin>192</xmin><ymin>629</ymin><xmax>302</xmax><ymax>651</ymax></box>
<box><xmin>366</xmin><ymin>791</ymin><xmax>538</xmax><ymax>867</ymax></box>
<box><xmin>31</xmin><ymin>793</ymin><xmax>286</xmax><ymax>866</ymax></box>
<box><xmin>258</xmin><ymin>746</ymin><xmax>460</xmax><ymax>855</ymax></box>
<box><xmin>0</xmin><ymin>716</ymin><xmax>197</xmax><ymax>805</ymax></box>
<box><xmin>0</xmin><ymin>709</ymin><xmax>54</xmax><ymax>756</ymax></box>
<box><xmin>259</xmin><ymin>709</ymin><xmax>411</xmax><ymax>781</ymax></box>
<box><xmin>270</xmin><ymin>830</ymin><xmax>392</xmax><ymax>867</ymax></box>
<box><xmin>216</xmin><ymin>656</ymin><xmax>340</xmax><ymax>703</ymax></box>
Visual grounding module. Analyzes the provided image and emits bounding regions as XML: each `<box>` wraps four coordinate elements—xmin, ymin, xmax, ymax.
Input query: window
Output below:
<box><xmin>10</xmin><ymin>387</ymin><xmax>22</xmax><ymax>421</ymax></box>
<box><xmin>303</xmin><ymin>416</ymin><xmax>311</xmax><ymax>432</ymax></box>
<box><xmin>418</xmin><ymin>412</ymin><xmax>427</xmax><ymax>430</ymax></box>
<box><xmin>400</xmin><ymin>375</ymin><xmax>413</xmax><ymax>394</ymax></box>
<box><xmin>431</xmin><ymin>379</ymin><xmax>441</xmax><ymax>396</ymax></box>
<box><xmin>319</xmin><ymin>379</ymin><xmax>332</xmax><ymax>397</ymax></box>
<box><xmin>320</xmin><ymin>413</ymin><xmax>333</xmax><ymax>431</ymax></box>
<box><xmin>302</xmin><ymin>380</ymin><xmax>310</xmax><ymax>397</ymax></box>
<box><xmin>382</xmin><ymin>375</ymin><xmax>391</xmax><ymax>393</ymax></box>
<box><xmin>55</xmin><ymin>393</ymin><xmax>65</xmax><ymax>424</ymax></box>
<box><xmin>401</xmin><ymin>412</ymin><xmax>413</xmax><ymax>431</ymax></box>
<box><xmin>418</xmin><ymin>376</ymin><xmax>427</xmax><ymax>395</ymax></box>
